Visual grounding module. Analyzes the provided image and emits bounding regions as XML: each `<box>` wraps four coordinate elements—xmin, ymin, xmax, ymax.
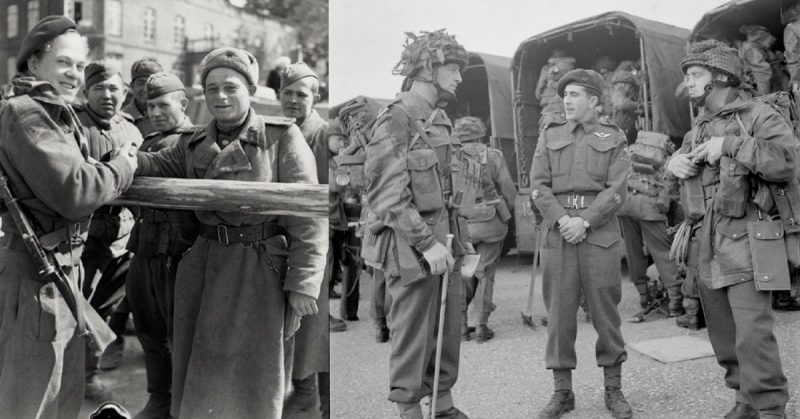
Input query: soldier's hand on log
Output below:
<box><xmin>666</xmin><ymin>154</ymin><xmax>699</xmax><ymax>179</ymax></box>
<box><xmin>559</xmin><ymin>217</ymin><xmax>586</xmax><ymax>244</ymax></box>
<box><xmin>422</xmin><ymin>241</ymin><xmax>455</xmax><ymax>276</ymax></box>
<box><xmin>111</xmin><ymin>143</ymin><xmax>138</xmax><ymax>172</ymax></box>
<box><xmin>288</xmin><ymin>291</ymin><xmax>318</xmax><ymax>316</ymax></box>
<box><xmin>692</xmin><ymin>136</ymin><xmax>724</xmax><ymax>166</ymax></box>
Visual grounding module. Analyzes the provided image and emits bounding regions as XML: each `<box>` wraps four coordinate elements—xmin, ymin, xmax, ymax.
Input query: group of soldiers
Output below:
<box><xmin>0</xmin><ymin>15</ymin><xmax>330</xmax><ymax>419</ymax></box>
<box><xmin>329</xmin><ymin>25</ymin><xmax>797</xmax><ymax>419</ymax></box>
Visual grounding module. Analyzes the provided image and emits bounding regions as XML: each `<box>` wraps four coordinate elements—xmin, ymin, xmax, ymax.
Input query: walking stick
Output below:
<box><xmin>521</xmin><ymin>225</ymin><xmax>544</xmax><ymax>328</ymax></box>
<box><xmin>431</xmin><ymin>233</ymin><xmax>454</xmax><ymax>419</ymax></box>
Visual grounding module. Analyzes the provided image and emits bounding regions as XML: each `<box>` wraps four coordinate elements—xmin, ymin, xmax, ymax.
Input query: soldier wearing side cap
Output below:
<box><xmin>530</xmin><ymin>68</ymin><xmax>632</xmax><ymax>419</ymax></box>
<box><xmin>364</xmin><ymin>29</ymin><xmax>480</xmax><ymax>419</ymax></box>
<box><xmin>73</xmin><ymin>61</ymin><xmax>144</xmax><ymax>403</ymax></box>
<box><xmin>123</xmin><ymin>58</ymin><xmax>163</xmax><ymax>138</ymax></box>
<box><xmin>136</xmin><ymin>47</ymin><xmax>326</xmax><ymax>419</ymax></box>
<box><xmin>0</xmin><ymin>16</ymin><xmax>138</xmax><ymax>418</ymax></box>
<box><xmin>125</xmin><ymin>71</ymin><xmax>198</xmax><ymax>419</ymax></box>
<box><xmin>279</xmin><ymin>62</ymin><xmax>332</xmax><ymax>419</ymax></box>
<box><xmin>453</xmin><ymin>116</ymin><xmax>516</xmax><ymax>343</ymax></box>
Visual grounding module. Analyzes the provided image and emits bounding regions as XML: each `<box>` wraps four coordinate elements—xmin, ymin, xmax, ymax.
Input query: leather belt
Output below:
<box><xmin>198</xmin><ymin>223</ymin><xmax>287</xmax><ymax>245</ymax></box>
<box><xmin>556</xmin><ymin>194</ymin><xmax>596</xmax><ymax>209</ymax></box>
<box><xmin>140</xmin><ymin>208</ymin><xmax>195</xmax><ymax>223</ymax></box>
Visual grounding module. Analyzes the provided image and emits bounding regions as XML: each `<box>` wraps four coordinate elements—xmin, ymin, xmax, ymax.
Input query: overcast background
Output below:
<box><xmin>329</xmin><ymin>0</ymin><xmax>730</xmax><ymax>104</ymax></box>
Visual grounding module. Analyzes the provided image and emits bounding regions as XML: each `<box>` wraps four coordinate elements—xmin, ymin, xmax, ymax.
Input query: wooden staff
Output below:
<box><xmin>113</xmin><ymin>177</ymin><xmax>328</xmax><ymax>218</ymax></box>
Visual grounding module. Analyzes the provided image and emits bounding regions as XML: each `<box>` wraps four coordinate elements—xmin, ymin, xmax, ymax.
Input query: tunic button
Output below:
<box><xmin>221</xmin><ymin>140</ymin><xmax>230</xmax><ymax>146</ymax></box>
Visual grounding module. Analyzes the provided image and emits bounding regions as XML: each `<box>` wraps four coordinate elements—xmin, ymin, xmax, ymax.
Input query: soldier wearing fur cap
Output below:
<box><xmin>666</xmin><ymin>39</ymin><xmax>793</xmax><ymax>419</ymax></box>
<box><xmin>0</xmin><ymin>16</ymin><xmax>137</xmax><ymax>418</ymax></box>
<box><xmin>530</xmin><ymin>68</ymin><xmax>632</xmax><ymax>419</ymax></box>
<box><xmin>135</xmin><ymin>47</ymin><xmax>326</xmax><ymax>419</ymax></box>
<box><xmin>364</xmin><ymin>29</ymin><xmax>479</xmax><ymax>419</ymax></box>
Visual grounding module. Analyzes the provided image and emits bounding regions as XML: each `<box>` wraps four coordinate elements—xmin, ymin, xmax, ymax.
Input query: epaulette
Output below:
<box><xmin>262</xmin><ymin>115</ymin><xmax>295</xmax><ymax>127</ymax></box>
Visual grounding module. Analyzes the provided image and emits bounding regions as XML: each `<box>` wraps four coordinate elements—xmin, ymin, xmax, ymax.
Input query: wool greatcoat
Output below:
<box><xmin>136</xmin><ymin>108</ymin><xmax>327</xmax><ymax>419</ymax></box>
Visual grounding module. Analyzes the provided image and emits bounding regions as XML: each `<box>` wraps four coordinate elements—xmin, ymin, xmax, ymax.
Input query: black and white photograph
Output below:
<box><xmin>0</xmin><ymin>0</ymin><xmax>329</xmax><ymax>418</ymax></box>
<box><xmin>329</xmin><ymin>0</ymin><xmax>800</xmax><ymax>418</ymax></box>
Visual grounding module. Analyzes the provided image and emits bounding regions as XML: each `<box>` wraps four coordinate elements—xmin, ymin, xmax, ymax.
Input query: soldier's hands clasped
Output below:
<box><xmin>666</xmin><ymin>153</ymin><xmax>700</xmax><ymax>179</ymax></box>
<box><xmin>422</xmin><ymin>241</ymin><xmax>455</xmax><ymax>276</ymax></box>
<box><xmin>559</xmin><ymin>217</ymin><xmax>587</xmax><ymax>244</ymax></box>
<box><xmin>288</xmin><ymin>291</ymin><xmax>319</xmax><ymax>317</ymax></box>
<box><xmin>112</xmin><ymin>143</ymin><xmax>139</xmax><ymax>173</ymax></box>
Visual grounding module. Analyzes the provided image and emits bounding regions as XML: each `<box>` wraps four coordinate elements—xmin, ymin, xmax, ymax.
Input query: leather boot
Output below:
<box><xmin>100</xmin><ymin>336</ymin><xmax>126</xmax><ymax>371</ymax></box>
<box><xmin>461</xmin><ymin>311</ymin><xmax>471</xmax><ymax>341</ymax></box>
<box><xmin>604</xmin><ymin>387</ymin><xmax>633</xmax><ymax>419</ymax></box>
<box><xmin>374</xmin><ymin>317</ymin><xmax>389</xmax><ymax>343</ymax></box>
<box><xmin>474</xmin><ymin>324</ymin><xmax>494</xmax><ymax>342</ymax></box>
<box><xmin>635</xmin><ymin>282</ymin><xmax>652</xmax><ymax>309</ymax></box>
<box><xmin>772</xmin><ymin>291</ymin><xmax>800</xmax><ymax>311</ymax></box>
<box><xmin>133</xmin><ymin>393</ymin><xmax>171</xmax><ymax>419</ymax></box>
<box><xmin>724</xmin><ymin>401</ymin><xmax>758</xmax><ymax>419</ymax></box>
<box><xmin>330</xmin><ymin>315</ymin><xmax>347</xmax><ymax>332</ymax></box>
<box><xmin>676</xmin><ymin>297</ymin><xmax>703</xmax><ymax>330</ymax></box>
<box><xmin>318</xmin><ymin>372</ymin><xmax>330</xmax><ymax>419</ymax></box>
<box><xmin>667</xmin><ymin>286</ymin><xmax>684</xmax><ymax>317</ymax></box>
<box><xmin>536</xmin><ymin>390</ymin><xmax>574</xmax><ymax>419</ymax></box>
<box><xmin>284</xmin><ymin>374</ymin><xmax>318</xmax><ymax>414</ymax></box>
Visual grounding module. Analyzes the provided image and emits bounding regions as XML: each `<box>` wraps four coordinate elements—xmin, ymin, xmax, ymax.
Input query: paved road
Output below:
<box><xmin>331</xmin><ymin>252</ymin><xmax>800</xmax><ymax>419</ymax></box>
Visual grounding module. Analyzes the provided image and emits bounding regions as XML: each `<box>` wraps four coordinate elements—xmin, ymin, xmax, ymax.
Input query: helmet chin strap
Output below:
<box><xmin>690</xmin><ymin>83</ymin><xmax>713</xmax><ymax>107</ymax></box>
<box><xmin>432</xmin><ymin>76</ymin><xmax>457</xmax><ymax>108</ymax></box>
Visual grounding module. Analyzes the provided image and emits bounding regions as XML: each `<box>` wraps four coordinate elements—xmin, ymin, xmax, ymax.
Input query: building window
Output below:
<box><xmin>174</xmin><ymin>15</ymin><xmax>185</xmax><ymax>49</ymax></box>
<box><xmin>63</xmin><ymin>0</ymin><xmax>73</xmax><ymax>19</ymax></box>
<box><xmin>28</xmin><ymin>1</ymin><xmax>39</xmax><ymax>32</ymax></box>
<box><xmin>144</xmin><ymin>7</ymin><xmax>156</xmax><ymax>43</ymax></box>
<box><xmin>73</xmin><ymin>0</ymin><xmax>83</xmax><ymax>24</ymax></box>
<box><xmin>7</xmin><ymin>5</ymin><xmax>19</xmax><ymax>38</ymax></box>
<box><xmin>106</xmin><ymin>0</ymin><xmax>122</xmax><ymax>36</ymax></box>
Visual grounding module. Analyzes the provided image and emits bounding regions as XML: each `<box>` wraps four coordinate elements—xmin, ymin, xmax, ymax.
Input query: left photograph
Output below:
<box><xmin>0</xmin><ymin>1</ymin><xmax>329</xmax><ymax>418</ymax></box>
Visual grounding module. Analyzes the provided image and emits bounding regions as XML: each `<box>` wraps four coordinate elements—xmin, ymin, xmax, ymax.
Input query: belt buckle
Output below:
<box><xmin>571</xmin><ymin>194</ymin><xmax>583</xmax><ymax>209</ymax></box>
<box><xmin>217</xmin><ymin>225</ymin><xmax>229</xmax><ymax>245</ymax></box>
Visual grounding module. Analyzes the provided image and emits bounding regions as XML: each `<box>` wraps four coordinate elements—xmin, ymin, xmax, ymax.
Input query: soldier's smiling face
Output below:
<box><xmin>434</xmin><ymin>63</ymin><xmax>462</xmax><ymax>94</ymax></box>
<box><xmin>280</xmin><ymin>77</ymin><xmax>319</xmax><ymax>122</ymax></box>
<box><xmin>86</xmin><ymin>74</ymin><xmax>124</xmax><ymax>119</ymax></box>
<box><xmin>563</xmin><ymin>85</ymin><xmax>598</xmax><ymax>123</ymax></box>
<box><xmin>28</xmin><ymin>31</ymin><xmax>88</xmax><ymax>104</ymax></box>
<box><xmin>204</xmin><ymin>68</ymin><xmax>253</xmax><ymax>127</ymax></box>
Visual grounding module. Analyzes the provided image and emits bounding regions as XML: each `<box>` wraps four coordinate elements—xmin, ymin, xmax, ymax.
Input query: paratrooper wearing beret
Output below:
<box><xmin>531</xmin><ymin>68</ymin><xmax>632</xmax><ymax>419</ymax></box>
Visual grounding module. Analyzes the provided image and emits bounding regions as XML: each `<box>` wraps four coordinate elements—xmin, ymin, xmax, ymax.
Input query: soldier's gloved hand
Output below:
<box><xmin>288</xmin><ymin>291</ymin><xmax>318</xmax><ymax>317</ymax></box>
<box><xmin>422</xmin><ymin>241</ymin><xmax>455</xmax><ymax>276</ymax></box>
<box><xmin>559</xmin><ymin>217</ymin><xmax>586</xmax><ymax>244</ymax></box>
<box><xmin>666</xmin><ymin>154</ymin><xmax>700</xmax><ymax>179</ymax></box>
<box><xmin>692</xmin><ymin>136</ymin><xmax>725</xmax><ymax>166</ymax></box>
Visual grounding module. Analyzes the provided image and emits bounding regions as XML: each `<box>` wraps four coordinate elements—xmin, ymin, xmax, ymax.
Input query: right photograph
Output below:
<box><xmin>328</xmin><ymin>0</ymin><xmax>800</xmax><ymax>418</ymax></box>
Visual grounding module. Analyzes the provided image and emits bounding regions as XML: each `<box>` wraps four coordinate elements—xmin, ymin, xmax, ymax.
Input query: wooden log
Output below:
<box><xmin>113</xmin><ymin>177</ymin><xmax>328</xmax><ymax>218</ymax></box>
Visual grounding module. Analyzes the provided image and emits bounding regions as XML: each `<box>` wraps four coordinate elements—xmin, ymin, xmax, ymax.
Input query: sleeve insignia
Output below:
<box><xmin>593</xmin><ymin>132</ymin><xmax>612</xmax><ymax>138</ymax></box>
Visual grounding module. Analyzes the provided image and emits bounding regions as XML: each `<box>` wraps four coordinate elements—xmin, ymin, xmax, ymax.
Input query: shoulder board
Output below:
<box><xmin>262</xmin><ymin>115</ymin><xmax>295</xmax><ymax>127</ymax></box>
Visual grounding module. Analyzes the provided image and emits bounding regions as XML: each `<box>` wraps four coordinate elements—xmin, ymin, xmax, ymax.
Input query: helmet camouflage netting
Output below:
<box><xmin>680</xmin><ymin>39</ymin><xmax>745</xmax><ymax>85</ymax></box>
<box><xmin>453</xmin><ymin>116</ymin><xmax>487</xmax><ymax>141</ymax></box>
<box><xmin>392</xmin><ymin>29</ymin><xmax>468</xmax><ymax>81</ymax></box>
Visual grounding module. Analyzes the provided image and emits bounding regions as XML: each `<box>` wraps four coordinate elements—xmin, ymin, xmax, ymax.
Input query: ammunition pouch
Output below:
<box><xmin>768</xmin><ymin>182</ymin><xmax>800</xmax><ymax>267</ymax></box>
<box><xmin>360</xmin><ymin>216</ymin><xmax>390</xmax><ymax>269</ymax></box>
<box><xmin>628</xmin><ymin>173</ymin><xmax>662</xmax><ymax>197</ymax></box>
<box><xmin>747</xmin><ymin>219</ymin><xmax>791</xmax><ymax>291</ymax></box>
<box><xmin>494</xmin><ymin>198</ymin><xmax>512</xmax><ymax>223</ymax></box>
<box><xmin>407</xmin><ymin>148</ymin><xmax>445</xmax><ymax>213</ymax></box>
<box><xmin>629</xmin><ymin>131</ymin><xmax>669</xmax><ymax>167</ymax></box>
<box><xmin>333</xmin><ymin>154</ymin><xmax>367</xmax><ymax>192</ymax></box>
<box><xmin>466</xmin><ymin>203</ymin><xmax>508</xmax><ymax>244</ymax></box>
<box><xmin>713</xmin><ymin>156</ymin><xmax>750</xmax><ymax>218</ymax></box>
<box><xmin>452</xmin><ymin>150</ymin><xmax>482</xmax><ymax>216</ymax></box>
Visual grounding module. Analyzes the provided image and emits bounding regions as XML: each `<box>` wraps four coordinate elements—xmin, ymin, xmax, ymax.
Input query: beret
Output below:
<box><xmin>280</xmin><ymin>62</ymin><xmax>318</xmax><ymax>92</ymax></box>
<box><xmin>146</xmin><ymin>72</ymin><xmax>185</xmax><ymax>100</ymax></box>
<box><xmin>17</xmin><ymin>16</ymin><xmax>77</xmax><ymax>73</ymax></box>
<box><xmin>131</xmin><ymin>59</ymin><xmax>163</xmax><ymax>83</ymax></box>
<box><xmin>557</xmin><ymin>68</ymin><xmax>605</xmax><ymax>98</ymax></box>
<box><xmin>84</xmin><ymin>62</ymin><xmax>121</xmax><ymax>90</ymax></box>
<box><xmin>199</xmin><ymin>47</ymin><xmax>259</xmax><ymax>88</ymax></box>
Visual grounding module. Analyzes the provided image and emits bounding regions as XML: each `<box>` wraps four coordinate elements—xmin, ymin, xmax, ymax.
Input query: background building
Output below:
<box><xmin>0</xmin><ymin>0</ymin><xmax>300</xmax><ymax>90</ymax></box>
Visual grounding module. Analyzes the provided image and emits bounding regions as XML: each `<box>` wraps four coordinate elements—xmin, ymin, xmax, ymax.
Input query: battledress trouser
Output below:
<box><xmin>386</xmin><ymin>260</ymin><xmax>463</xmax><ymax>406</ymax></box>
<box><xmin>126</xmin><ymin>254</ymin><xmax>178</xmax><ymax>398</ymax></box>
<box><xmin>0</xmin><ymin>245</ymin><xmax>85</xmax><ymax>419</ymax></box>
<box><xmin>698</xmin><ymin>280</ymin><xmax>788</xmax><ymax>414</ymax></box>
<box><xmin>541</xmin><ymin>220</ymin><xmax>628</xmax><ymax>372</ymax></box>
<box><xmin>463</xmin><ymin>239</ymin><xmax>503</xmax><ymax>324</ymax></box>
<box><xmin>618</xmin><ymin>216</ymin><xmax>680</xmax><ymax>288</ymax></box>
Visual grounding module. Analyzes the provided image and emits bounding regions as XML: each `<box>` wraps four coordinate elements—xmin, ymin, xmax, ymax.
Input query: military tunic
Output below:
<box><xmin>462</xmin><ymin>143</ymin><xmax>516</xmax><ymax>324</ymax></box>
<box><xmin>137</xmin><ymin>108</ymin><xmax>327</xmax><ymax>419</ymax></box>
<box><xmin>530</xmin><ymin>118</ymin><xmax>628</xmax><ymax>376</ymax></box>
<box><xmin>0</xmin><ymin>77</ymin><xmax>135</xmax><ymax>419</ymax></box>
<box><xmin>674</xmin><ymin>92</ymin><xmax>792</xmax><ymax>414</ymax></box>
<box><xmin>126</xmin><ymin>116</ymin><xmax>198</xmax><ymax>401</ymax></box>
<box><xmin>122</xmin><ymin>100</ymin><xmax>157</xmax><ymax>138</ymax></box>
<box><xmin>365</xmin><ymin>91</ymin><xmax>465</xmax><ymax>406</ymax></box>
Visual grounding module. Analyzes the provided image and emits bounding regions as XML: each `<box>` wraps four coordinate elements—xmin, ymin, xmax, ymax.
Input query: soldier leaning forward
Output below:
<box><xmin>530</xmin><ymin>69</ymin><xmax>633</xmax><ymax>419</ymax></box>
<box><xmin>454</xmin><ymin>116</ymin><xmax>516</xmax><ymax>343</ymax></box>
<box><xmin>0</xmin><ymin>16</ymin><xmax>137</xmax><ymax>418</ymax></box>
<box><xmin>364</xmin><ymin>29</ymin><xmax>481</xmax><ymax>419</ymax></box>
<box><xmin>135</xmin><ymin>47</ymin><xmax>326</xmax><ymax>419</ymax></box>
<box><xmin>666</xmin><ymin>40</ymin><xmax>792</xmax><ymax>419</ymax></box>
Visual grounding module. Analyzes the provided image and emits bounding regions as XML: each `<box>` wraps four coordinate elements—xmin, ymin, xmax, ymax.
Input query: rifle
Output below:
<box><xmin>0</xmin><ymin>172</ymin><xmax>115</xmax><ymax>352</ymax></box>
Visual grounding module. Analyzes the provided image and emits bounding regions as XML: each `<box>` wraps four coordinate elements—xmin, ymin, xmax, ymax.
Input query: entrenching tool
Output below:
<box><xmin>521</xmin><ymin>225</ymin><xmax>544</xmax><ymax>328</ymax></box>
<box><xmin>431</xmin><ymin>234</ymin><xmax>455</xmax><ymax>418</ymax></box>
